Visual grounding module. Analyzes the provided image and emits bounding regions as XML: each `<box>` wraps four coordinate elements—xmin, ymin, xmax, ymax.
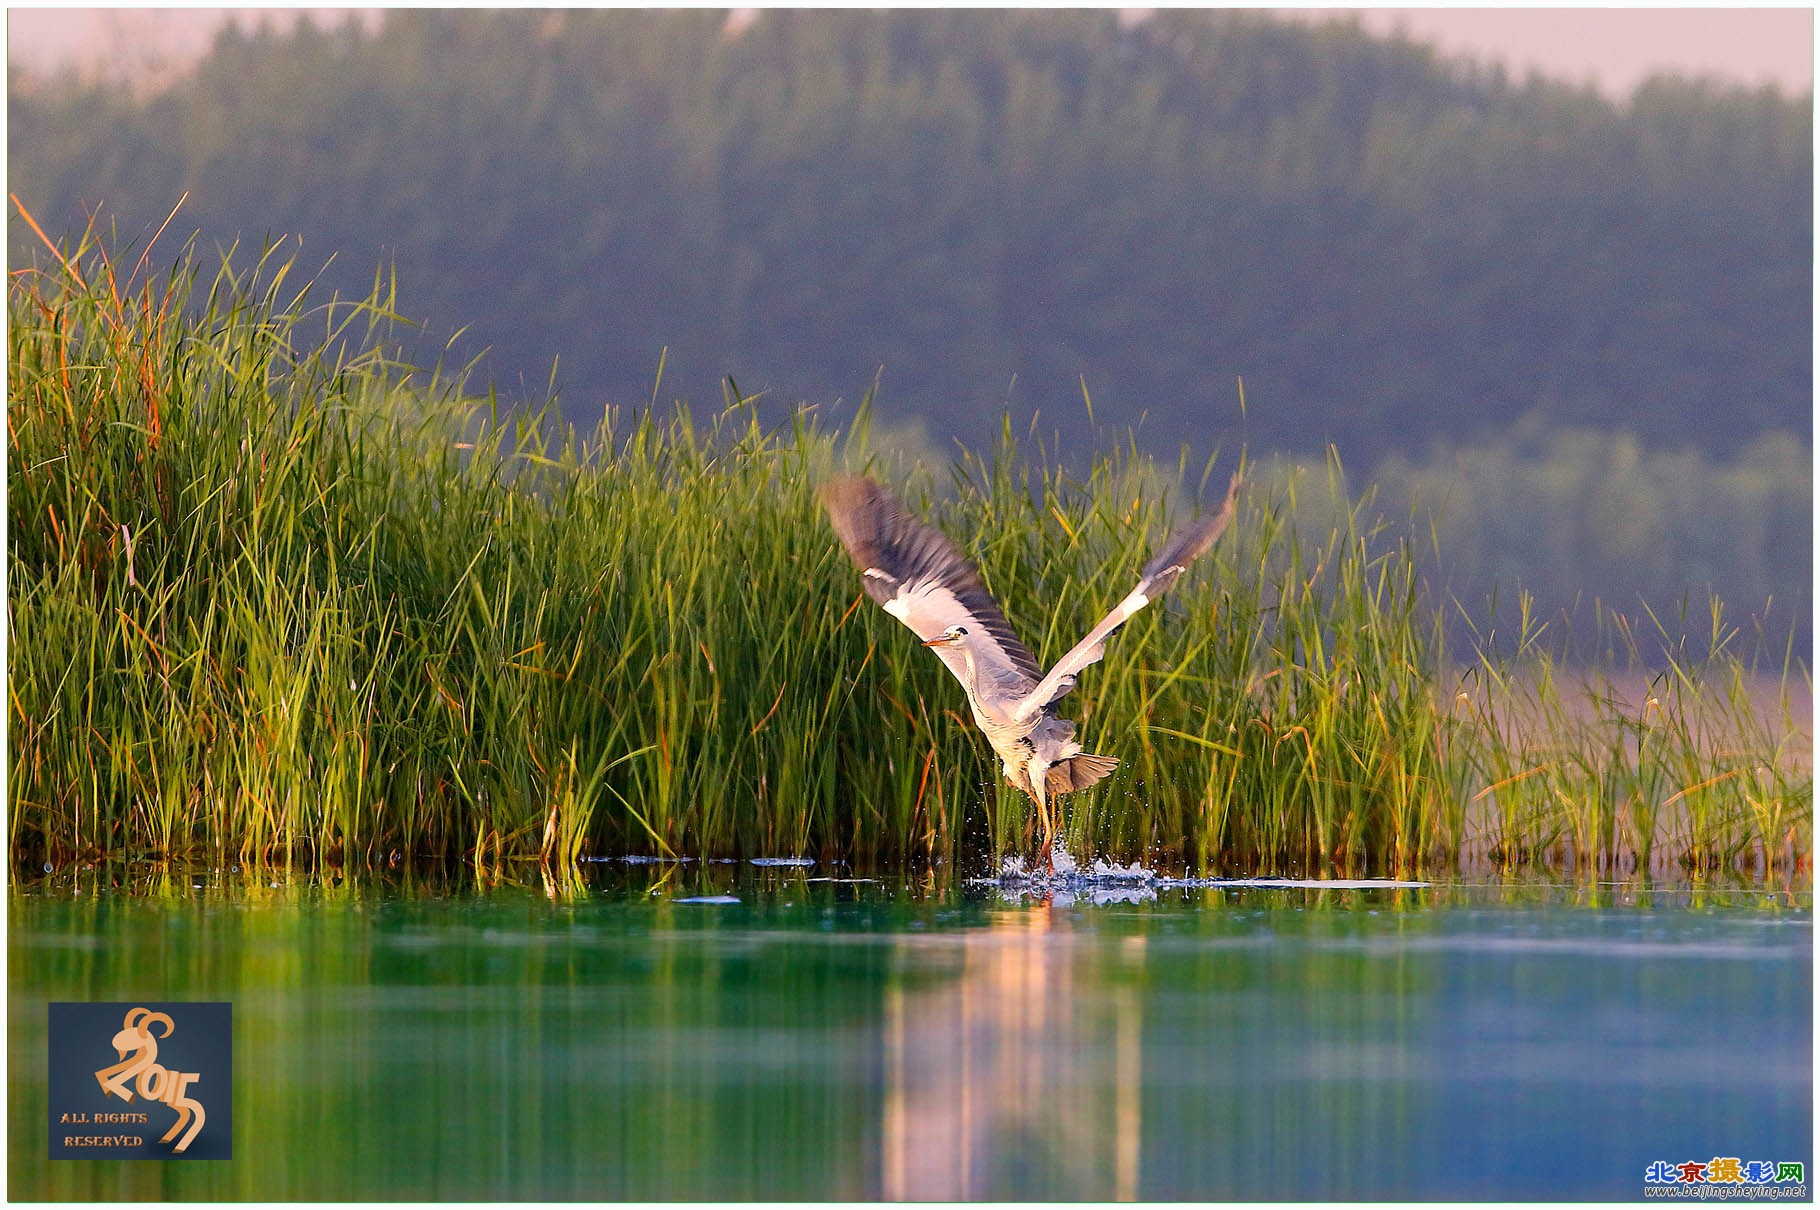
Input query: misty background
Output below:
<box><xmin>7</xmin><ymin>8</ymin><xmax>1812</xmax><ymax>655</ymax></box>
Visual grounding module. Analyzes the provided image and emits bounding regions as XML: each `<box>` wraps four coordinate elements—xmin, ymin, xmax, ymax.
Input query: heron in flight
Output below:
<box><xmin>822</xmin><ymin>470</ymin><xmax>1242</xmax><ymax>864</ymax></box>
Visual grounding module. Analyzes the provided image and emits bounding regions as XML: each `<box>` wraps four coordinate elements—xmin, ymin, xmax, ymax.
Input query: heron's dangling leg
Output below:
<box><xmin>1029</xmin><ymin>762</ymin><xmax>1054</xmax><ymax>875</ymax></box>
<box><xmin>1006</xmin><ymin>764</ymin><xmax>1039</xmax><ymax>854</ymax></box>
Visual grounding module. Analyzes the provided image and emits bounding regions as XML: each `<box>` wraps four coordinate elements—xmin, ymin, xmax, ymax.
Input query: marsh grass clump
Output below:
<box><xmin>1444</xmin><ymin>594</ymin><xmax>1811</xmax><ymax>876</ymax></box>
<box><xmin>9</xmin><ymin>226</ymin><xmax>1810</xmax><ymax>877</ymax></box>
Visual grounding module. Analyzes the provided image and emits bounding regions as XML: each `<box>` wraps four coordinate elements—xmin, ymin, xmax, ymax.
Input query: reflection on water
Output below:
<box><xmin>883</xmin><ymin>909</ymin><xmax>1144</xmax><ymax>1200</ymax></box>
<box><xmin>9</xmin><ymin>867</ymin><xmax>1811</xmax><ymax>1200</ymax></box>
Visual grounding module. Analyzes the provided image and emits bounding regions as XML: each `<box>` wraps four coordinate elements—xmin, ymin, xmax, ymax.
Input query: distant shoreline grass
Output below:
<box><xmin>9</xmin><ymin>229</ymin><xmax>1811</xmax><ymax>878</ymax></box>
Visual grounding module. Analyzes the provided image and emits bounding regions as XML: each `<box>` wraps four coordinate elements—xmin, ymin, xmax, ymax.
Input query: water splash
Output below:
<box><xmin>985</xmin><ymin>842</ymin><xmax>1429</xmax><ymax>898</ymax></box>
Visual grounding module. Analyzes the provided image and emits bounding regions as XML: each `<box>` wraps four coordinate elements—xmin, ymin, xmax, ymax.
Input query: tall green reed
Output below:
<box><xmin>9</xmin><ymin>224</ymin><xmax>1809</xmax><ymax>876</ymax></box>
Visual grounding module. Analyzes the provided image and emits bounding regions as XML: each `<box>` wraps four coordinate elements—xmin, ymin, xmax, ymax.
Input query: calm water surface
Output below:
<box><xmin>9</xmin><ymin>864</ymin><xmax>1811</xmax><ymax>1200</ymax></box>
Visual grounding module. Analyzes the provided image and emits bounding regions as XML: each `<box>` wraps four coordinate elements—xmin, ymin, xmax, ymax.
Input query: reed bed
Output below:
<box><xmin>9</xmin><ymin>233</ymin><xmax>1810</xmax><ymax>877</ymax></box>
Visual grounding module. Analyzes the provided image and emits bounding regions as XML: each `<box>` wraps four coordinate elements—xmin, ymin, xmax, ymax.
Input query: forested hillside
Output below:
<box><xmin>7</xmin><ymin>9</ymin><xmax>1810</xmax><ymax>649</ymax></box>
<box><xmin>9</xmin><ymin>9</ymin><xmax>1809</xmax><ymax>460</ymax></box>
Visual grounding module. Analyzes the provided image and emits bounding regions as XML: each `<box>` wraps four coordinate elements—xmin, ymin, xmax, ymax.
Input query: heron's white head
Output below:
<box><xmin>922</xmin><ymin>625</ymin><xmax>970</xmax><ymax>648</ymax></box>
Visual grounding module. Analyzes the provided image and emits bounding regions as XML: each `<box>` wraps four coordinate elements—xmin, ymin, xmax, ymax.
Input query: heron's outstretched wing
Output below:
<box><xmin>1013</xmin><ymin>471</ymin><xmax>1241</xmax><ymax>722</ymax></box>
<box><xmin>821</xmin><ymin>475</ymin><xmax>1042</xmax><ymax>690</ymax></box>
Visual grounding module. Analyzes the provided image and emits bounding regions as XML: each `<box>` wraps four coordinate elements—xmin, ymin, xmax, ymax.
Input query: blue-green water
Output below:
<box><xmin>9</xmin><ymin>864</ymin><xmax>1811</xmax><ymax>1200</ymax></box>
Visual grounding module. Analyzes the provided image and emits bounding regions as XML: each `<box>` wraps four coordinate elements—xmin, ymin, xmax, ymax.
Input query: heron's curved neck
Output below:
<box><xmin>958</xmin><ymin>644</ymin><xmax>981</xmax><ymax>699</ymax></box>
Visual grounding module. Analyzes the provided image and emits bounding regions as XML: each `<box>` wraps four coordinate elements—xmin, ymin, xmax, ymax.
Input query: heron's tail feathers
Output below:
<box><xmin>1045</xmin><ymin>751</ymin><xmax>1120</xmax><ymax>796</ymax></box>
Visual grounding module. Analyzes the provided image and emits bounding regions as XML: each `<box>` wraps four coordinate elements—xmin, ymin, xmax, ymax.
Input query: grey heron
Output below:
<box><xmin>822</xmin><ymin>470</ymin><xmax>1242</xmax><ymax>864</ymax></box>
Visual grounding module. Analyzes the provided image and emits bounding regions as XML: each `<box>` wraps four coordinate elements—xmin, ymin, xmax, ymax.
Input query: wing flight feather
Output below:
<box><xmin>821</xmin><ymin>475</ymin><xmax>1042</xmax><ymax>690</ymax></box>
<box><xmin>1013</xmin><ymin>471</ymin><xmax>1242</xmax><ymax>721</ymax></box>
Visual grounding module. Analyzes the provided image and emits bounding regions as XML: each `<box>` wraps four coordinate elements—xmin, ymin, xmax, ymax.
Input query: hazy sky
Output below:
<box><xmin>6</xmin><ymin>7</ymin><xmax>1814</xmax><ymax>100</ymax></box>
<box><xmin>1332</xmin><ymin>8</ymin><xmax>1812</xmax><ymax>97</ymax></box>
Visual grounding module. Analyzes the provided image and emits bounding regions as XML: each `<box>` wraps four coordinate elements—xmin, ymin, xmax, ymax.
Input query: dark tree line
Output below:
<box><xmin>9</xmin><ymin>9</ymin><xmax>1808</xmax><ymax>464</ymax></box>
<box><xmin>13</xmin><ymin>10</ymin><xmax>1809</xmax><ymax>648</ymax></box>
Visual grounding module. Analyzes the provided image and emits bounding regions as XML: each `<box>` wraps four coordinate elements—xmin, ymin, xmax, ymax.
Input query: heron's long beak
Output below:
<box><xmin>922</xmin><ymin>634</ymin><xmax>956</xmax><ymax>647</ymax></box>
